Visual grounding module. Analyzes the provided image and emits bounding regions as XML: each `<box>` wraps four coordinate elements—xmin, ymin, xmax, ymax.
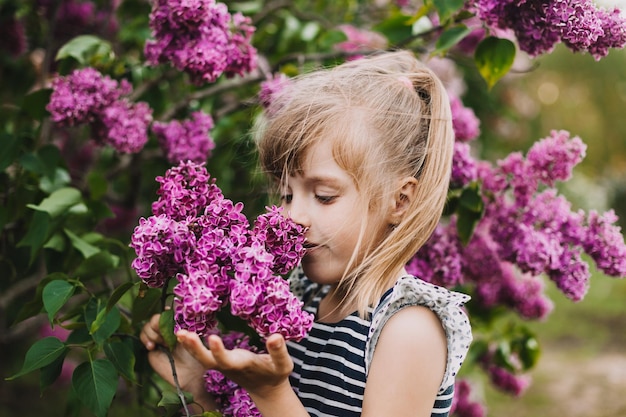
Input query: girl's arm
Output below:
<box><xmin>361</xmin><ymin>305</ymin><xmax>447</xmax><ymax>417</ymax></box>
<box><xmin>176</xmin><ymin>330</ymin><xmax>311</xmax><ymax>417</ymax></box>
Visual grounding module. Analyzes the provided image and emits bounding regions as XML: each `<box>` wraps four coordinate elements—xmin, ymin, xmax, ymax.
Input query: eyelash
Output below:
<box><xmin>280</xmin><ymin>194</ymin><xmax>336</xmax><ymax>204</ymax></box>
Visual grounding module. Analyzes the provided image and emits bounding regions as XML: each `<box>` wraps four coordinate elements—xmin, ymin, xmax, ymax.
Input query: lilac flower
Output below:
<box><xmin>151</xmin><ymin>161</ymin><xmax>223</xmax><ymax>221</ymax></box>
<box><xmin>487</xmin><ymin>365</ymin><xmax>531</xmax><ymax>397</ymax></box>
<box><xmin>92</xmin><ymin>99</ymin><xmax>153</xmax><ymax>153</ymax></box>
<box><xmin>450</xmin><ymin>95</ymin><xmax>480</xmax><ymax>142</ymax></box>
<box><xmin>54</xmin><ymin>0</ymin><xmax>96</xmax><ymax>39</ymax></box>
<box><xmin>583</xmin><ymin>210</ymin><xmax>626</xmax><ymax>277</ymax></box>
<box><xmin>252</xmin><ymin>206</ymin><xmax>307</xmax><ymax>275</ymax></box>
<box><xmin>152</xmin><ymin>111</ymin><xmax>215</xmax><ymax>164</ymax></box>
<box><xmin>408</xmin><ymin>222</ymin><xmax>463</xmax><ymax>287</ymax></box>
<box><xmin>173</xmin><ymin>265</ymin><xmax>229</xmax><ymax>334</ymax></box>
<box><xmin>223</xmin><ymin>388</ymin><xmax>262</xmax><ymax>417</ymax></box>
<box><xmin>130</xmin><ymin>215</ymin><xmax>195</xmax><ymax>288</ymax></box>
<box><xmin>526</xmin><ymin>130</ymin><xmax>587</xmax><ymax>186</ymax></box>
<box><xmin>470</xmin><ymin>0</ymin><xmax>626</xmax><ymax>59</ymax></box>
<box><xmin>145</xmin><ymin>0</ymin><xmax>257</xmax><ymax>85</ymax></box>
<box><xmin>451</xmin><ymin>142</ymin><xmax>478</xmax><ymax>188</ymax></box>
<box><xmin>259</xmin><ymin>73</ymin><xmax>290</xmax><ymax>111</ymax></box>
<box><xmin>47</xmin><ymin>68</ymin><xmax>130</xmax><ymax>126</ymax></box>
<box><xmin>335</xmin><ymin>24</ymin><xmax>388</xmax><ymax>56</ymax></box>
<box><xmin>451</xmin><ymin>380</ymin><xmax>486</xmax><ymax>417</ymax></box>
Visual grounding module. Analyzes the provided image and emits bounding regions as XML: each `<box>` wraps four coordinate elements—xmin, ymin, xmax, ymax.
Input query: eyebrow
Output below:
<box><xmin>303</xmin><ymin>175</ymin><xmax>345</xmax><ymax>187</ymax></box>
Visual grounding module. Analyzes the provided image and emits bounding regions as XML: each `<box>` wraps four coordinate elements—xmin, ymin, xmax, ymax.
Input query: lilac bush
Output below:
<box><xmin>152</xmin><ymin>111</ymin><xmax>216</xmax><ymax>163</ymax></box>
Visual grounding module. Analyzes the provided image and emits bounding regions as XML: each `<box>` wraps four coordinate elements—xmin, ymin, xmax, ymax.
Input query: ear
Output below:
<box><xmin>387</xmin><ymin>176</ymin><xmax>418</xmax><ymax>226</ymax></box>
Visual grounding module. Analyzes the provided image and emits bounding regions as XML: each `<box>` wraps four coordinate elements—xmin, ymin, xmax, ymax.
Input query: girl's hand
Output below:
<box><xmin>176</xmin><ymin>330</ymin><xmax>294</xmax><ymax>398</ymax></box>
<box><xmin>140</xmin><ymin>314</ymin><xmax>217</xmax><ymax>412</ymax></box>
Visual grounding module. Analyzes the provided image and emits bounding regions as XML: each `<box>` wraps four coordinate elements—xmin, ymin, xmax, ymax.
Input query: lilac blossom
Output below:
<box><xmin>451</xmin><ymin>380</ymin><xmax>486</xmax><ymax>417</ymax></box>
<box><xmin>259</xmin><ymin>73</ymin><xmax>290</xmax><ymax>110</ymax></box>
<box><xmin>152</xmin><ymin>111</ymin><xmax>216</xmax><ymax>164</ymax></box>
<box><xmin>486</xmin><ymin>365</ymin><xmax>531</xmax><ymax>397</ymax></box>
<box><xmin>583</xmin><ymin>210</ymin><xmax>626</xmax><ymax>276</ymax></box>
<box><xmin>47</xmin><ymin>68</ymin><xmax>130</xmax><ymax>126</ymax></box>
<box><xmin>451</xmin><ymin>142</ymin><xmax>478</xmax><ymax>188</ymax></box>
<box><xmin>252</xmin><ymin>206</ymin><xmax>307</xmax><ymax>275</ymax></box>
<box><xmin>450</xmin><ymin>95</ymin><xmax>480</xmax><ymax>142</ymax></box>
<box><xmin>144</xmin><ymin>0</ymin><xmax>257</xmax><ymax>85</ymax></box>
<box><xmin>151</xmin><ymin>161</ymin><xmax>223</xmax><ymax>221</ymax></box>
<box><xmin>335</xmin><ymin>24</ymin><xmax>388</xmax><ymax>56</ymax></box>
<box><xmin>92</xmin><ymin>99</ymin><xmax>153</xmax><ymax>153</ymax></box>
<box><xmin>130</xmin><ymin>215</ymin><xmax>195</xmax><ymax>288</ymax></box>
<box><xmin>470</xmin><ymin>0</ymin><xmax>626</xmax><ymax>59</ymax></box>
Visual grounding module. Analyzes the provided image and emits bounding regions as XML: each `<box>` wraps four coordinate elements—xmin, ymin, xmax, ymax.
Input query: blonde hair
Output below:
<box><xmin>255</xmin><ymin>50</ymin><xmax>454</xmax><ymax>317</ymax></box>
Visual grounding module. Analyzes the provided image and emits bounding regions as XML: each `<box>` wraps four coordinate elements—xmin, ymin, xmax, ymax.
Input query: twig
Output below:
<box><xmin>156</xmin><ymin>344</ymin><xmax>191</xmax><ymax>417</ymax></box>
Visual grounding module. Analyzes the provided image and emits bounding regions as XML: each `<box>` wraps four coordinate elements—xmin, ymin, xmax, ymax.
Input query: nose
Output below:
<box><xmin>285</xmin><ymin>196</ymin><xmax>311</xmax><ymax>228</ymax></box>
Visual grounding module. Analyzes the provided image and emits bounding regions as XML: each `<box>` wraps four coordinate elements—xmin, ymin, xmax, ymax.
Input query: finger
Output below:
<box><xmin>265</xmin><ymin>334</ymin><xmax>293</xmax><ymax>375</ymax></box>
<box><xmin>176</xmin><ymin>330</ymin><xmax>216</xmax><ymax>368</ymax></box>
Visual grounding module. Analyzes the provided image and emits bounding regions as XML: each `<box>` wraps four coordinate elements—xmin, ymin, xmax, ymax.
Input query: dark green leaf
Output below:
<box><xmin>39</xmin><ymin>167</ymin><xmax>72</xmax><ymax>193</ymax></box>
<box><xmin>104</xmin><ymin>340</ymin><xmax>136</xmax><ymax>382</ymax></box>
<box><xmin>26</xmin><ymin>187</ymin><xmax>82</xmax><ymax>218</ymax></box>
<box><xmin>159</xmin><ymin>309</ymin><xmax>177</xmax><ymax>351</ymax></box>
<box><xmin>13</xmin><ymin>273</ymin><xmax>63</xmax><ymax>324</ymax></box>
<box><xmin>72</xmin><ymin>359</ymin><xmax>118</xmax><ymax>417</ymax></box>
<box><xmin>86</xmin><ymin>302</ymin><xmax>121</xmax><ymax>345</ymax></box>
<box><xmin>17</xmin><ymin>210</ymin><xmax>50</xmax><ymax>264</ymax></box>
<box><xmin>459</xmin><ymin>184</ymin><xmax>484</xmax><ymax>213</ymax></box>
<box><xmin>475</xmin><ymin>36</ymin><xmax>516</xmax><ymax>88</ymax></box>
<box><xmin>0</xmin><ymin>132</ymin><xmax>21</xmax><ymax>171</ymax></box>
<box><xmin>56</xmin><ymin>35</ymin><xmax>113</xmax><ymax>65</ymax></box>
<box><xmin>74</xmin><ymin>250</ymin><xmax>120</xmax><ymax>281</ymax></box>
<box><xmin>106</xmin><ymin>281</ymin><xmax>137</xmax><ymax>313</ymax></box>
<box><xmin>6</xmin><ymin>337</ymin><xmax>68</xmax><ymax>380</ymax></box>
<box><xmin>40</xmin><ymin>350</ymin><xmax>68</xmax><ymax>392</ymax></box>
<box><xmin>433</xmin><ymin>0</ymin><xmax>465</xmax><ymax>23</ymax></box>
<box><xmin>87</xmin><ymin>170</ymin><xmax>109</xmax><ymax>200</ymax></box>
<box><xmin>131</xmin><ymin>287</ymin><xmax>162</xmax><ymax>324</ymax></box>
<box><xmin>64</xmin><ymin>228</ymin><xmax>100</xmax><ymax>259</ymax></box>
<box><xmin>373</xmin><ymin>12</ymin><xmax>412</xmax><ymax>45</ymax></box>
<box><xmin>456</xmin><ymin>204</ymin><xmax>482</xmax><ymax>246</ymax></box>
<box><xmin>433</xmin><ymin>25</ymin><xmax>472</xmax><ymax>55</ymax></box>
<box><xmin>43</xmin><ymin>280</ymin><xmax>76</xmax><ymax>322</ymax></box>
<box><xmin>22</xmin><ymin>88</ymin><xmax>52</xmax><ymax>120</ymax></box>
<box><xmin>44</xmin><ymin>232</ymin><xmax>67</xmax><ymax>252</ymax></box>
<box><xmin>158</xmin><ymin>390</ymin><xmax>194</xmax><ymax>417</ymax></box>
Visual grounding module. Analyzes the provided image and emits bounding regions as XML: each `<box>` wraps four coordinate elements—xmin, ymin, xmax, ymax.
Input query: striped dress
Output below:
<box><xmin>286</xmin><ymin>268</ymin><xmax>472</xmax><ymax>417</ymax></box>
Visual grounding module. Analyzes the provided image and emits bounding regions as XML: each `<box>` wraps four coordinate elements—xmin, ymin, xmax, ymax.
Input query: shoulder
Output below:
<box><xmin>365</xmin><ymin>275</ymin><xmax>473</xmax><ymax>392</ymax></box>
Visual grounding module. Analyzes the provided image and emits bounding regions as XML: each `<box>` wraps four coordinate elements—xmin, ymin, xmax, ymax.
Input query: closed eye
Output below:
<box><xmin>280</xmin><ymin>194</ymin><xmax>293</xmax><ymax>204</ymax></box>
<box><xmin>316</xmin><ymin>195</ymin><xmax>336</xmax><ymax>204</ymax></box>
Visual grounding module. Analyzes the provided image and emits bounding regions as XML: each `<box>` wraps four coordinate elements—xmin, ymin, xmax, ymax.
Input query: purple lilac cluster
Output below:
<box><xmin>450</xmin><ymin>380</ymin><xmax>485</xmax><ymax>417</ymax></box>
<box><xmin>46</xmin><ymin>68</ymin><xmax>152</xmax><ymax>153</ymax></box>
<box><xmin>130</xmin><ymin>160</ymin><xmax>313</xmax><ymax>342</ymax></box>
<box><xmin>449</xmin><ymin>94</ymin><xmax>480</xmax><ymax>189</ymax></box>
<box><xmin>204</xmin><ymin>331</ymin><xmax>262</xmax><ymax>417</ymax></box>
<box><xmin>258</xmin><ymin>73</ymin><xmax>290</xmax><ymax>111</ymax></box>
<box><xmin>410</xmin><ymin>129</ymin><xmax>626</xmax><ymax>319</ymax></box>
<box><xmin>144</xmin><ymin>0</ymin><xmax>257</xmax><ymax>85</ymax></box>
<box><xmin>470</xmin><ymin>0</ymin><xmax>626</xmax><ymax>59</ymax></box>
<box><xmin>334</xmin><ymin>24</ymin><xmax>388</xmax><ymax>57</ymax></box>
<box><xmin>450</xmin><ymin>95</ymin><xmax>481</xmax><ymax>142</ymax></box>
<box><xmin>152</xmin><ymin>111</ymin><xmax>216</xmax><ymax>164</ymax></box>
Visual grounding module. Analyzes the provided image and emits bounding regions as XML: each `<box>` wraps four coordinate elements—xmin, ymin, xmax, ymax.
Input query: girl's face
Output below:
<box><xmin>280</xmin><ymin>140</ymin><xmax>386</xmax><ymax>286</ymax></box>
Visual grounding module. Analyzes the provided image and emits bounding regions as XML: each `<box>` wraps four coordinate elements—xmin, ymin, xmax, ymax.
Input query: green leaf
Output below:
<box><xmin>64</xmin><ymin>228</ymin><xmax>101</xmax><ymax>259</ymax></box>
<box><xmin>433</xmin><ymin>0</ymin><xmax>465</xmax><ymax>23</ymax></box>
<box><xmin>6</xmin><ymin>337</ymin><xmax>68</xmax><ymax>380</ymax></box>
<box><xmin>106</xmin><ymin>281</ymin><xmax>137</xmax><ymax>313</ymax></box>
<box><xmin>22</xmin><ymin>88</ymin><xmax>52</xmax><ymax>120</ymax></box>
<box><xmin>72</xmin><ymin>359</ymin><xmax>118</xmax><ymax>417</ymax></box>
<box><xmin>456</xmin><ymin>204</ymin><xmax>482</xmax><ymax>246</ymax></box>
<box><xmin>43</xmin><ymin>280</ymin><xmax>76</xmax><ymax>322</ymax></box>
<box><xmin>87</xmin><ymin>171</ymin><xmax>109</xmax><ymax>200</ymax></box>
<box><xmin>17</xmin><ymin>210</ymin><xmax>51</xmax><ymax>264</ymax></box>
<box><xmin>40</xmin><ymin>350</ymin><xmax>68</xmax><ymax>392</ymax></box>
<box><xmin>459</xmin><ymin>184</ymin><xmax>484</xmax><ymax>213</ymax></box>
<box><xmin>373</xmin><ymin>11</ymin><xmax>412</xmax><ymax>45</ymax></box>
<box><xmin>475</xmin><ymin>36</ymin><xmax>516</xmax><ymax>89</ymax></box>
<box><xmin>104</xmin><ymin>340</ymin><xmax>136</xmax><ymax>382</ymax></box>
<box><xmin>518</xmin><ymin>336</ymin><xmax>540</xmax><ymax>370</ymax></box>
<box><xmin>86</xmin><ymin>302</ymin><xmax>121</xmax><ymax>345</ymax></box>
<box><xmin>159</xmin><ymin>309</ymin><xmax>177</xmax><ymax>351</ymax></box>
<box><xmin>74</xmin><ymin>250</ymin><xmax>120</xmax><ymax>281</ymax></box>
<box><xmin>26</xmin><ymin>187</ymin><xmax>82</xmax><ymax>218</ymax></box>
<box><xmin>44</xmin><ymin>232</ymin><xmax>67</xmax><ymax>252</ymax></box>
<box><xmin>131</xmin><ymin>287</ymin><xmax>162</xmax><ymax>325</ymax></box>
<box><xmin>0</xmin><ymin>132</ymin><xmax>21</xmax><ymax>171</ymax></box>
<box><xmin>39</xmin><ymin>167</ymin><xmax>71</xmax><ymax>193</ymax></box>
<box><xmin>56</xmin><ymin>35</ymin><xmax>113</xmax><ymax>65</ymax></box>
<box><xmin>158</xmin><ymin>390</ymin><xmax>194</xmax><ymax>417</ymax></box>
<box><xmin>433</xmin><ymin>25</ymin><xmax>472</xmax><ymax>55</ymax></box>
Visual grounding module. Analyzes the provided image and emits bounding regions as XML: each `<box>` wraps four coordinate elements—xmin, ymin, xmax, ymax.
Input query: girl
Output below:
<box><xmin>141</xmin><ymin>50</ymin><xmax>472</xmax><ymax>417</ymax></box>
